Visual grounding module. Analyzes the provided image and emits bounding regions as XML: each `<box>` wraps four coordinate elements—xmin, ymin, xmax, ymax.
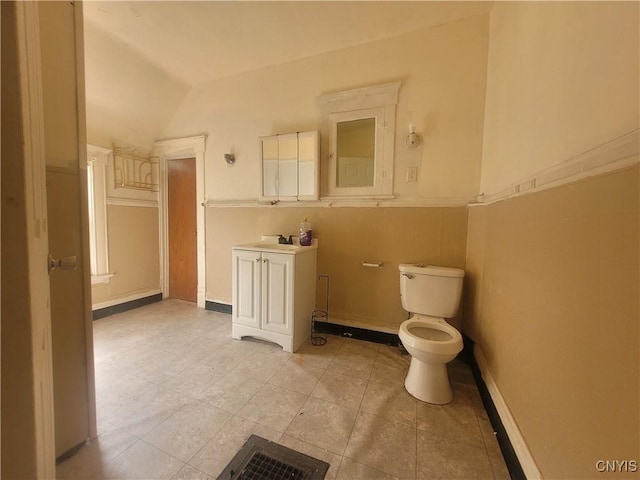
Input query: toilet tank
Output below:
<box><xmin>399</xmin><ymin>264</ymin><xmax>464</xmax><ymax>318</ymax></box>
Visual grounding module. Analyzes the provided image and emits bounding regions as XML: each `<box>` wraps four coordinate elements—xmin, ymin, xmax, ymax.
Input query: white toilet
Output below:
<box><xmin>398</xmin><ymin>264</ymin><xmax>465</xmax><ymax>405</ymax></box>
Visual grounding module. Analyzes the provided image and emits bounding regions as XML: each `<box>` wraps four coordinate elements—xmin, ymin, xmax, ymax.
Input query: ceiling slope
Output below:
<box><xmin>84</xmin><ymin>1</ymin><xmax>493</xmax><ymax>88</ymax></box>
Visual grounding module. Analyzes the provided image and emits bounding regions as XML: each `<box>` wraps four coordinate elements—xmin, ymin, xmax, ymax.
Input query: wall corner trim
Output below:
<box><xmin>474</xmin><ymin>345</ymin><xmax>543</xmax><ymax>480</ymax></box>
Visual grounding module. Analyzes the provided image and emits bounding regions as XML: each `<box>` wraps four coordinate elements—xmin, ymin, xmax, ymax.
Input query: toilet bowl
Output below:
<box><xmin>398</xmin><ymin>264</ymin><xmax>465</xmax><ymax>405</ymax></box>
<box><xmin>399</xmin><ymin>315</ymin><xmax>463</xmax><ymax>404</ymax></box>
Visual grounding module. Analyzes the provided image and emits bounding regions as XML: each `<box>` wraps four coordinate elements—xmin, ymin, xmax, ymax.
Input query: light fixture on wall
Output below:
<box><xmin>405</xmin><ymin>123</ymin><xmax>421</xmax><ymax>148</ymax></box>
<box><xmin>224</xmin><ymin>153</ymin><xmax>235</xmax><ymax>164</ymax></box>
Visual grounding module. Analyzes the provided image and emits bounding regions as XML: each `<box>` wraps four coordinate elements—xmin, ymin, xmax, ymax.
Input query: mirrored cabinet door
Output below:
<box><xmin>261</xmin><ymin>136</ymin><xmax>278</xmax><ymax>198</ymax></box>
<box><xmin>260</xmin><ymin>131</ymin><xmax>319</xmax><ymax>201</ymax></box>
<box><xmin>328</xmin><ymin>107</ymin><xmax>388</xmax><ymax>196</ymax></box>
<box><xmin>277</xmin><ymin>134</ymin><xmax>298</xmax><ymax>200</ymax></box>
<box><xmin>298</xmin><ymin>131</ymin><xmax>319</xmax><ymax>200</ymax></box>
<box><xmin>336</xmin><ymin>117</ymin><xmax>375</xmax><ymax>188</ymax></box>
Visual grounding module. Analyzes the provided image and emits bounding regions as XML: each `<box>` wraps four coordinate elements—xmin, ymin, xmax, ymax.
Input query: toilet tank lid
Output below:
<box><xmin>399</xmin><ymin>264</ymin><xmax>465</xmax><ymax>278</ymax></box>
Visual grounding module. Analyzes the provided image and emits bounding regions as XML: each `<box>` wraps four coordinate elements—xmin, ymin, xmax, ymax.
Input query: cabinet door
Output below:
<box><xmin>261</xmin><ymin>253</ymin><xmax>294</xmax><ymax>335</ymax></box>
<box><xmin>232</xmin><ymin>250</ymin><xmax>261</xmax><ymax>328</ymax></box>
<box><xmin>260</xmin><ymin>136</ymin><xmax>278</xmax><ymax>199</ymax></box>
<box><xmin>298</xmin><ymin>131</ymin><xmax>319</xmax><ymax>200</ymax></box>
<box><xmin>277</xmin><ymin>133</ymin><xmax>298</xmax><ymax>200</ymax></box>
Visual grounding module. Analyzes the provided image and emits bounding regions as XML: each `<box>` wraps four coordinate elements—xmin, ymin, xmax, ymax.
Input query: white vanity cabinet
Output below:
<box><xmin>260</xmin><ymin>131</ymin><xmax>319</xmax><ymax>201</ymax></box>
<box><xmin>232</xmin><ymin>241</ymin><xmax>317</xmax><ymax>352</ymax></box>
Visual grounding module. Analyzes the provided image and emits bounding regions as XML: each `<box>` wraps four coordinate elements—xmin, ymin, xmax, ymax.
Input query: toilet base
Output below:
<box><xmin>404</xmin><ymin>356</ymin><xmax>453</xmax><ymax>405</ymax></box>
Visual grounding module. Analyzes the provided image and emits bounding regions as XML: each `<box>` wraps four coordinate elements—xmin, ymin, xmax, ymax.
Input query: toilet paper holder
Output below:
<box><xmin>362</xmin><ymin>262</ymin><xmax>383</xmax><ymax>268</ymax></box>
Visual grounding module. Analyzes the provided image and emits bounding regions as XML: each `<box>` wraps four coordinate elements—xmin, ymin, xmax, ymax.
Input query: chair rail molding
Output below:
<box><xmin>475</xmin><ymin>129</ymin><xmax>639</xmax><ymax>205</ymax></box>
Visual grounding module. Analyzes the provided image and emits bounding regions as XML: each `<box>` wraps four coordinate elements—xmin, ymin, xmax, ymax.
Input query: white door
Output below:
<box><xmin>39</xmin><ymin>1</ymin><xmax>96</xmax><ymax>457</ymax></box>
<box><xmin>233</xmin><ymin>250</ymin><xmax>262</xmax><ymax>328</ymax></box>
<box><xmin>3</xmin><ymin>3</ymin><xmax>57</xmax><ymax>475</ymax></box>
<box><xmin>3</xmin><ymin>1</ymin><xmax>94</xmax><ymax>473</ymax></box>
<box><xmin>261</xmin><ymin>253</ymin><xmax>294</xmax><ymax>335</ymax></box>
<box><xmin>46</xmin><ymin>169</ymin><xmax>93</xmax><ymax>456</ymax></box>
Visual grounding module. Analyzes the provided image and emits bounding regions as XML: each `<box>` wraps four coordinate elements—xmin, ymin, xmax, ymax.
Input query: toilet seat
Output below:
<box><xmin>399</xmin><ymin>316</ymin><xmax>462</xmax><ymax>355</ymax></box>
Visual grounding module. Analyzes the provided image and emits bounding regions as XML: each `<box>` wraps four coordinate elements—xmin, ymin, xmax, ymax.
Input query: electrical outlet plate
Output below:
<box><xmin>406</xmin><ymin>166</ymin><xmax>418</xmax><ymax>182</ymax></box>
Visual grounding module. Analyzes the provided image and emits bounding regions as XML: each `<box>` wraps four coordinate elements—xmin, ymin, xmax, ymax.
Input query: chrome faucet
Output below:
<box><xmin>278</xmin><ymin>234</ymin><xmax>293</xmax><ymax>245</ymax></box>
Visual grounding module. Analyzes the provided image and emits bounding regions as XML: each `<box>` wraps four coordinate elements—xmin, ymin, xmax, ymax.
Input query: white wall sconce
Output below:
<box><xmin>405</xmin><ymin>123</ymin><xmax>421</xmax><ymax>148</ymax></box>
<box><xmin>224</xmin><ymin>153</ymin><xmax>235</xmax><ymax>164</ymax></box>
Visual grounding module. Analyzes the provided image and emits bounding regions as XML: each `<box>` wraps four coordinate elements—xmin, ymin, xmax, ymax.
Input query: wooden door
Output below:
<box><xmin>168</xmin><ymin>158</ymin><xmax>197</xmax><ymax>302</ymax></box>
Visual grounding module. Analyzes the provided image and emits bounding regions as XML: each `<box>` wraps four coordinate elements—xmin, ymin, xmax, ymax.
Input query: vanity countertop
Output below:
<box><xmin>233</xmin><ymin>238</ymin><xmax>318</xmax><ymax>255</ymax></box>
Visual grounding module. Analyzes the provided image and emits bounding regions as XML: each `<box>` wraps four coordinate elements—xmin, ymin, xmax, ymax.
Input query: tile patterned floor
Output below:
<box><xmin>57</xmin><ymin>299</ymin><xmax>510</xmax><ymax>480</ymax></box>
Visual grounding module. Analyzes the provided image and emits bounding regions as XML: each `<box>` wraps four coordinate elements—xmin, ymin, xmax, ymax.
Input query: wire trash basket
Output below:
<box><xmin>310</xmin><ymin>275</ymin><xmax>329</xmax><ymax>346</ymax></box>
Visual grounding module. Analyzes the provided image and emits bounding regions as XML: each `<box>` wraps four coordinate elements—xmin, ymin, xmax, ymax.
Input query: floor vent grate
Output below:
<box><xmin>217</xmin><ymin>435</ymin><xmax>329</xmax><ymax>480</ymax></box>
<box><xmin>237</xmin><ymin>452</ymin><xmax>305</xmax><ymax>479</ymax></box>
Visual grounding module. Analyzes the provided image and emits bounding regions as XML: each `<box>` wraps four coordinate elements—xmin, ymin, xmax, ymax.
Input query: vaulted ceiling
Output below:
<box><xmin>82</xmin><ymin>1</ymin><xmax>492</xmax><ymax>148</ymax></box>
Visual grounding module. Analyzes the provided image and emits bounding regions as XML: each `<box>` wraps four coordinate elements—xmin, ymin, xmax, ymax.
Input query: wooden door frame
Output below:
<box><xmin>154</xmin><ymin>136</ymin><xmax>207</xmax><ymax>307</ymax></box>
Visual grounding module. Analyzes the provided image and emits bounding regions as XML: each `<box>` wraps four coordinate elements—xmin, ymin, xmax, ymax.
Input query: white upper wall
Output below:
<box><xmin>162</xmin><ymin>14</ymin><xmax>490</xmax><ymax>203</ymax></box>
<box><xmin>83</xmin><ymin>1</ymin><xmax>492</xmax><ymax>87</ymax></box>
<box><xmin>84</xmin><ymin>21</ymin><xmax>189</xmax><ymax>151</ymax></box>
<box><xmin>480</xmin><ymin>1</ymin><xmax>640</xmax><ymax>196</ymax></box>
<box><xmin>83</xmin><ymin>2</ymin><xmax>639</xmax><ymax>198</ymax></box>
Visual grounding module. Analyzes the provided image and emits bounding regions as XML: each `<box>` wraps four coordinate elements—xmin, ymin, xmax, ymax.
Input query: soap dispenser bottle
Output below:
<box><xmin>299</xmin><ymin>218</ymin><xmax>312</xmax><ymax>246</ymax></box>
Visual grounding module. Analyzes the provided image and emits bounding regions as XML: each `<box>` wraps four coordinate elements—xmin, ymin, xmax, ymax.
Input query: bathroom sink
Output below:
<box><xmin>244</xmin><ymin>242</ymin><xmax>301</xmax><ymax>251</ymax></box>
<box><xmin>233</xmin><ymin>239</ymin><xmax>318</xmax><ymax>254</ymax></box>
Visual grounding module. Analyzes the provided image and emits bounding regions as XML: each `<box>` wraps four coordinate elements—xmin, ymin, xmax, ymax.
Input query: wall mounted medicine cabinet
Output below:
<box><xmin>260</xmin><ymin>130</ymin><xmax>319</xmax><ymax>201</ymax></box>
<box><xmin>318</xmin><ymin>81</ymin><xmax>401</xmax><ymax>198</ymax></box>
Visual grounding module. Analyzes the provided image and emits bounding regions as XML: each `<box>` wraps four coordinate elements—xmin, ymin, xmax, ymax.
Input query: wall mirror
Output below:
<box><xmin>318</xmin><ymin>81</ymin><xmax>400</xmax><ymax>198</ymax></box>
<box><xmin>336</xmin><ymin>115</ymin><xmax>376</xmax><ymax>188</ymax></box>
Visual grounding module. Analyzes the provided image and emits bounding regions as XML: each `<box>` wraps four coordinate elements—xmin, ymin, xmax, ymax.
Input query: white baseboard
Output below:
<box><xmin>474</xmin><ymin>345</ymin><xmax>542</xmax><ymax>480</ymax></box>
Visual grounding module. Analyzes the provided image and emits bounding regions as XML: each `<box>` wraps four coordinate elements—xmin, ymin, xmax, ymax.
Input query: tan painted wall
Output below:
<box><xmin>164</xmin><ymin>13</ymin><xmax>489</xmax><ymax>202</ymax></box>
<box><xmin>480</xmin><ymin>1</ymin><xmax>639</xmax><ymax>196</ymax></box>
<box><xmin>466</xmin><ymin>2</ymin><xmax>640</xmax><ymax>478</ymax></box>
<box><xmin>464</xmin><ymin>167</ymin><xmax>639</xmax><ymax>479</ymax></box>
<box><xmin>207</xmin><ymin>207</ymin><xmax>467</xmax><ymax>331</ymax></box>
<box><xmin>91</xmin><ymin>205</ymin><xmax>160</xmax><ymax>305</ymax></box>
